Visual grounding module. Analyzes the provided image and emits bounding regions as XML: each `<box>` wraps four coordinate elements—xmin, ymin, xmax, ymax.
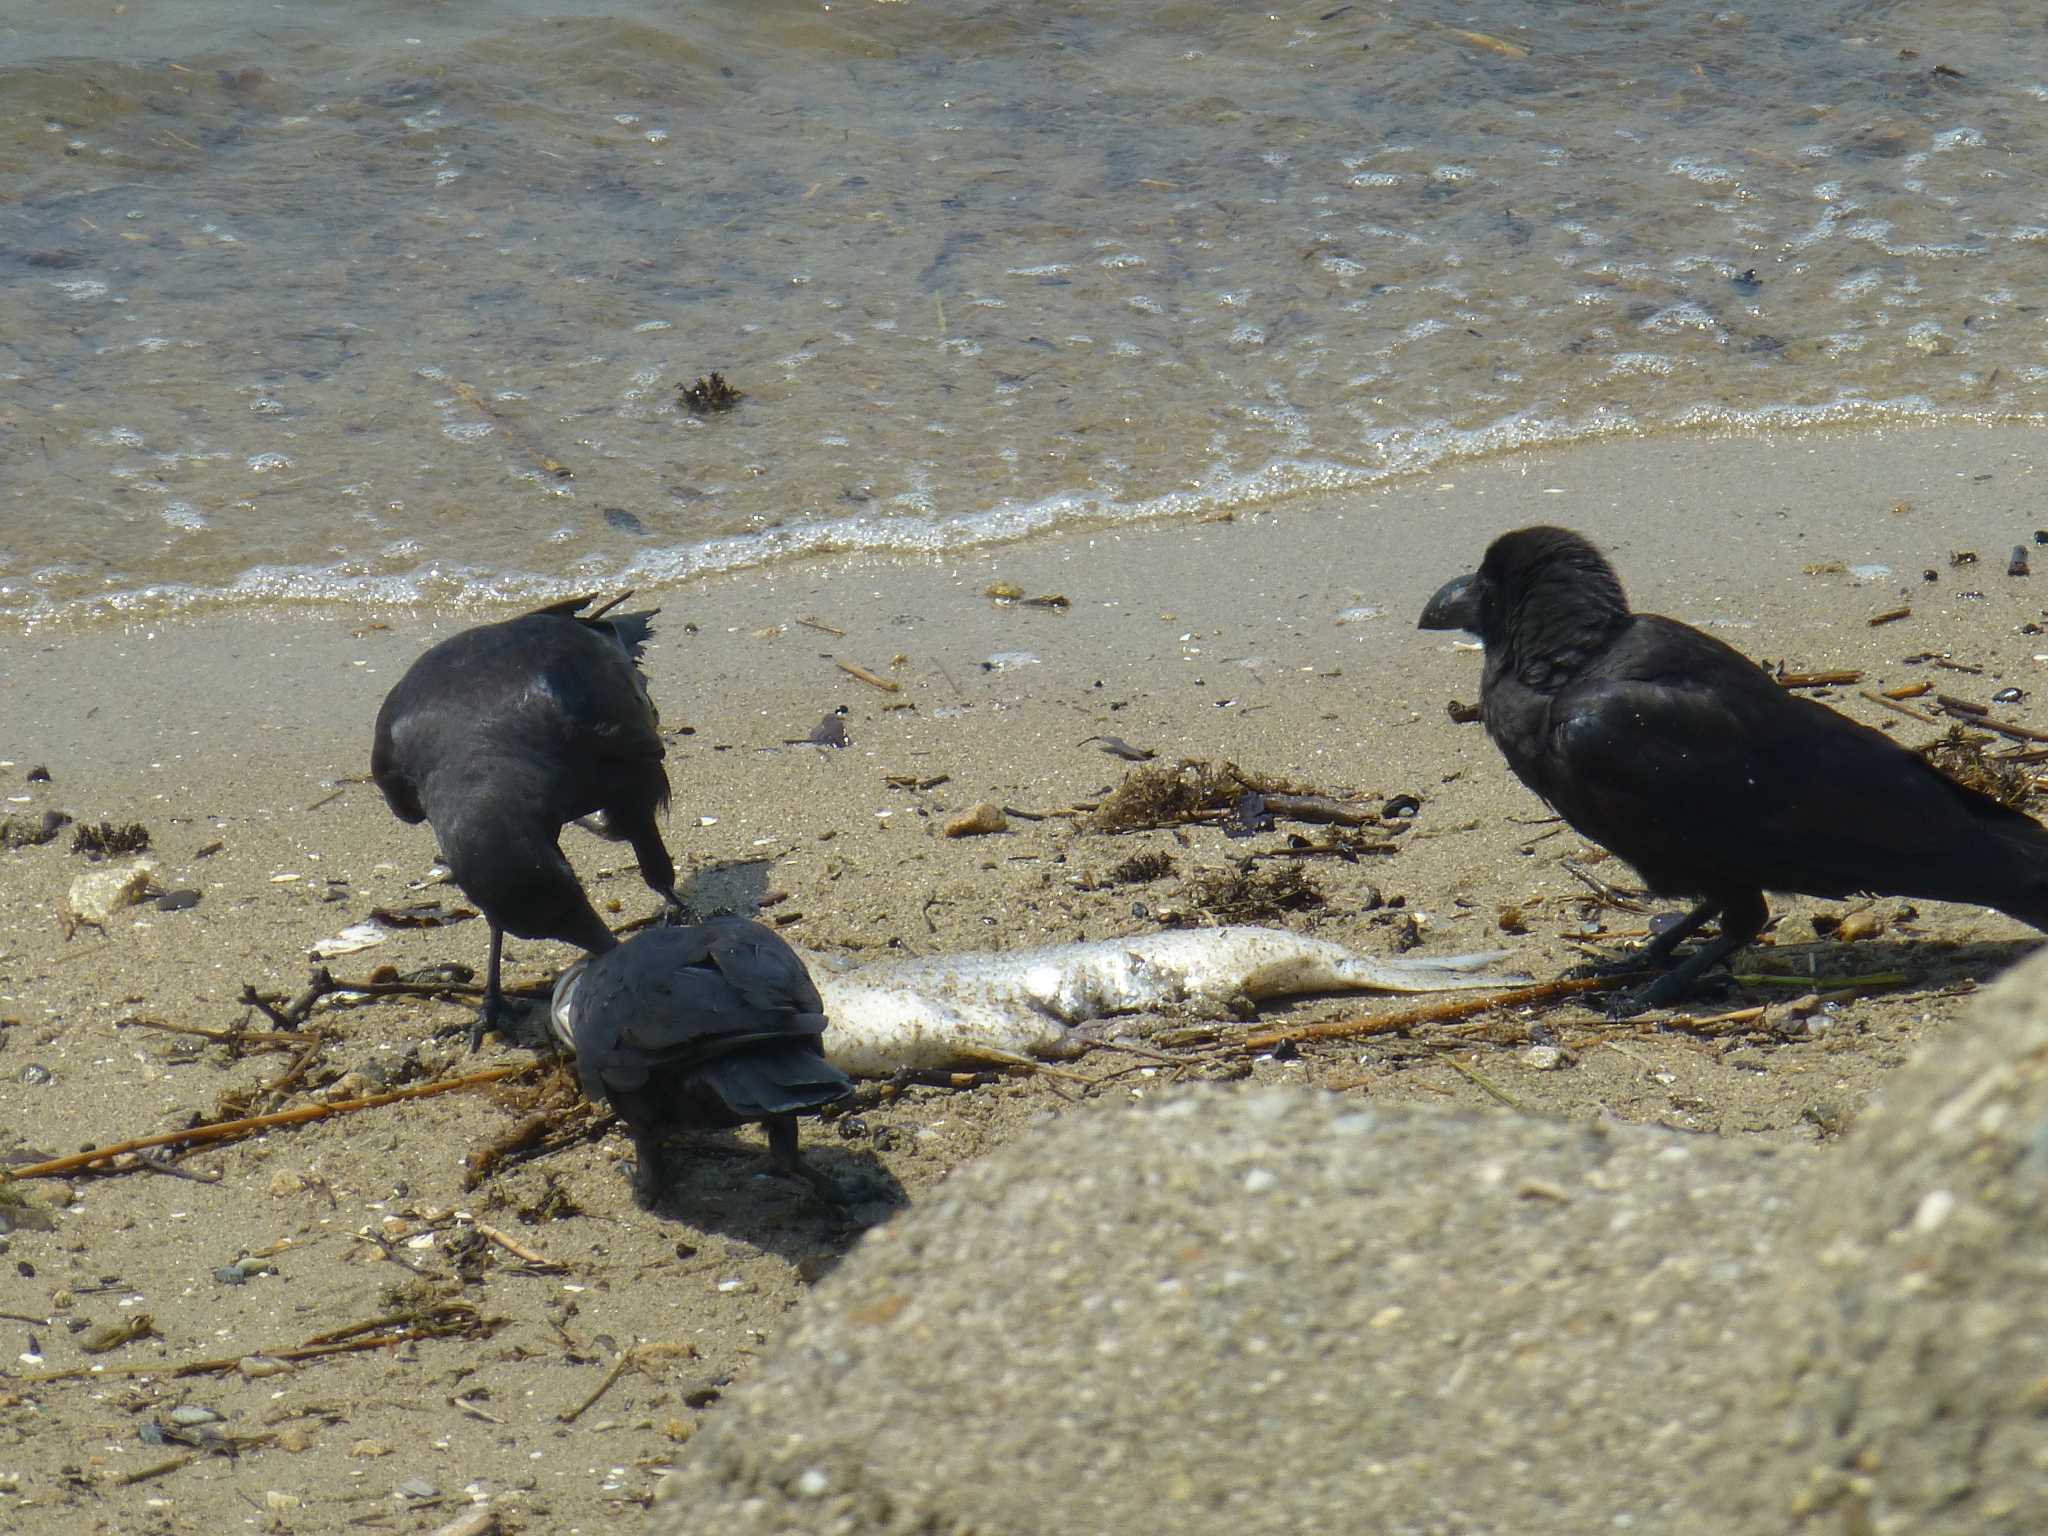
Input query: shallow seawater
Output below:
<box><xmin>3</xmin><ymin>0</ymin><xmax>2044</xmax><ymax>624</ymax></box>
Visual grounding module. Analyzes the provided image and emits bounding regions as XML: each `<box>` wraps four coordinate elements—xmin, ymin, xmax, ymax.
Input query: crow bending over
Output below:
<box><xmin>371</xmin><ymin>594</ymin><xmax>681</xmax><ymax>1047</ymax></box>
<box><xmin>549</xmin><ymin>918</ymin><xmax>854</xmax><ymax>1207</ymax></box>
<box><xmin>1419</xmin><ymin>525</ymin><xmax>2048</xmax><ymax>1011</ymax></box>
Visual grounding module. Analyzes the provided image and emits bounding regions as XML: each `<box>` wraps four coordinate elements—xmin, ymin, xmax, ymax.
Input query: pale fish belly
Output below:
<box><xmin>806</xmin><ymin>926</ymin><xmax>1522</xmax><ymax>1077</ymax></box>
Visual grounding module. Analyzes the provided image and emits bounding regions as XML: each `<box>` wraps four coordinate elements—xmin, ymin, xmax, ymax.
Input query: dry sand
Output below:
<box><xmin>1</xmin><ymin>422</ymin><xmax>2044</xmax><ymax>1533</ymax></box>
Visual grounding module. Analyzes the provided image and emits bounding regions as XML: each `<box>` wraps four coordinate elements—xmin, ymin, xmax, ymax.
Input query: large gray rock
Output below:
<box><xmin>1714</xmin><ymin>951</ymin><xmax>2048</xmax><ymax>1534</ymax></box>
<box><xmin>652</xmin><ymin>1091</ymin><xmax>1798</xmax><ymax>1534</ymax></box>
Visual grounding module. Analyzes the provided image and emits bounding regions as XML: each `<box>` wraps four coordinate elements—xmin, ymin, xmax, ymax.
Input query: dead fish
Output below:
<box><xmin>805</xmin><ymin>926</ymin><xmax>1524</xmax><ymax>1076</ymax></box>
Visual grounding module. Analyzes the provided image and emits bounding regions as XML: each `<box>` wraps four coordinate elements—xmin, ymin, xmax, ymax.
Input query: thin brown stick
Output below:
<box><xmin>1860</xmin><ymin>689</ymin><xmax>1939</xmax><ymax>725</ymax></box>
<box><xmin>1441</xmin><ymin>1055</ymin><xmax>1530</xmax><ymax>1111</ymax></box>
<box><xmin>111</xmin><ymin>1453</ymin><xmax>196</xmax><ymax>1487</ymax></box>
<box><xmin>1257</xmin><ymin>792</ymin><xmax>1380</xmax><ymax>827</ymax></box>
<box><xmin>1241</xmin><ymin>975</ymin><xmax>1624</xmax><ymax>1052</ymax></box>
<box><xmin>559</xmin><ymin>1351</ymin><xmax>636</xmax><ymax>1424</ymax></box>
<box><xmin>452</xmin><ymin>379</ymin><xmax>571</xmax><ymax>480</ymax></box>
<box><xmin>1867</xmin><ymin>605</ymin><xmax>1911</xmax><ymax>627</ymax></box>
<box><xmin>116</xmin><ymin>1017</ymin><xmax>317</xmax><ymax>1052</ymax></box>
<box><xmin>835</xmin><ymin>657</ymin><xmax>901</xmax><ymax>693</ymax></box>
<box><xmin>475</xmin><ymin>1222</ymin><xmax>562</xmax><ymax>1269</ymax></box>
<box><xmin>3</xmin><ymin>1065</ymin><xmax>532</xmax><ymax>1180</ymax></box>
<box><xmin>797</xmin><ymin>616</ymin><xmax>847</xmax><ymax>638</ymax></box>
<box><xmin>1950</xmin><ymin>712</ymin><xmax>2048</xmax><ymax>746</ymax></box>
<box><xmin>20</xmin><ymin>1304</ymin><xmax>487</xmax><ymax>1384</ymax></box>
<box><xmin>1776</xmin><ymin>669</ymin><xmax>1861</xmax><ymax>688</ymax></box>
<box><xmin>1663</xmin><ymin>1004</ymin><xmax>1768</xmax><ymax>1030</ymax></box>
<box><xmin>1560</xmin><ymin>858</ymin><xmax>1648</xmax><ymax>912</ymax></box>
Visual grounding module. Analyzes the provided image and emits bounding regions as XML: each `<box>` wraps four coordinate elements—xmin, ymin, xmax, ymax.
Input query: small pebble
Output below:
<box><xmin>168</xmin><ymin>1406</ymin><xmax>223</xmax><ymax>1427</ymax></box>
<box><xmin>395</xmin><ymin>1478</ymin><xmax>440</xmax><ymax>1501</ymax></box>
<box><xmin>1523</xmin><ymin>1045</ymin><xmax>1566</xmax><ymax>1071</ymax></box>
<box><xmin>18</xmin><ymin>1064</ymin><xmax>52</xmax><ymax>1086</ymax></box>
<box><xmin>943</xmin><ymin>802</ymin><xmax>1008</xmax><ymax>838</ymax></box>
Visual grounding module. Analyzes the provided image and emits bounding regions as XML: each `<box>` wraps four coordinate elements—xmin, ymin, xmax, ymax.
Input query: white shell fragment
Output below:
<box><xmin>310</xmin><ymin>922</ymin><xmax>390</xmax><ymax>959</ymax></box>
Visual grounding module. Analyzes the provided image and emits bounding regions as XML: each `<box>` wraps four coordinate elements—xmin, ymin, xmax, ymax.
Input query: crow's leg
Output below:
<box><xmin>1577</xmin><ymin>897</ymin><xmax>1719</xmax><ymax>979</ymax></box>
<box><xmin>1612</xmin><ymin>889</ymin><xmax>1769</xmax><ymax>1015</ymax></box>
<box><xmin>469</xmin><ymin>923</ymin><xmax>511</xmax><ymax>1052</ymax></box>
<box><xmin>627</xmin><ymin>1126</ymin><xmax>670</xmax><ymax>1210</ymax></box>
<box><xmin>766</xmin><ymin>1116</ymin><xmax>847</xmax><ymax>1204</ymax></box>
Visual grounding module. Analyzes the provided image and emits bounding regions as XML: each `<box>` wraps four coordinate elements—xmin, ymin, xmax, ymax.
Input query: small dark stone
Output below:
<box><xmin>19</xmin><ymin>1064</ymin><xmax>52</xmax><ymax>1086</ymax></box>
<box><xmin>1923</xmin><ymin>570</ymin><xmax>1939</xmax><ymax>582</ymax></box>
<box><xmin>1994</xmin><ymin>687</ymin><xmax>2026</xmax><ymax>705</ymax></box>
<box><xmin>1382</xmin><ymin>794</ymin><xmax>1422</xmax><ymax>819</ymax></box>
<box><xmin>155</xmin><ymin>889</ymin><xmax>201</xmax><ymax>912</ymax></box>
<box><xmin>2009</xmin><ymin>546</ymin><xmax>2031</xmax><ymax>578</ymax></box>
<box><xmin>836</xmin><ymin>1116</ymin><xmax>870</xmax><ymax>1142</ymax></box>
<box><xmin>602</xmin><ymin>506</ymin><xmax>647</xmax><ymax>535</ymax></box>
<box><xmin>25</xmin><ymin>765</ymin><xmax>50</xmax><ymax>783</ymax></box>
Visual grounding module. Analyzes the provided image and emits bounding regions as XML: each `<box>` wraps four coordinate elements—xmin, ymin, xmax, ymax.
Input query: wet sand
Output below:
<box><xmin>1</xmin><ymin>423</ymin><xmax>2044</xmax><ymax>1531</ymax></box>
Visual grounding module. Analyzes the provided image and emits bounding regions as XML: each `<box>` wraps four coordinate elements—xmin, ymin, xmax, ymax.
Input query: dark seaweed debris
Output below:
<box><xmin>1182</xmin><ymin>862</ymin><xmax>1325</xmax><ymax>922</ymax></box>
<box><xmin>1</xmin><ymin>810</ymin><xmax>70</xmax><ymax>849</ymax></box>
<box><xmin>72</xmin><ymin>820</ymin><xmax>151</xmax><ymax>858</ymax></box>
<box><xmin>1090</xmin><ymin>759</ymin><xmax>1388</xmax><ymax>835</ymax></box>
<box><xmin>1921</xmin><ymin>726</ymin><xmax>2032</xmax><ymax>809</ymax></box>
<box><xmin>681</xmin><ymin>372</ymin><xmax>744</xmax><ymax>415</ymax></box>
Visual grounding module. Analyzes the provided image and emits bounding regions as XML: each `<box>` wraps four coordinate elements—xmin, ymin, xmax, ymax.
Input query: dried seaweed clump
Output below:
<box><xmin>1105</xmin><ymin>851</ymin><xmax>1177</xmax><ymax>885</ymax></box>
<box><xmin>1090</xmin><ymin>759</ymin><xmax>1295</xmax><ymax>834</ymax></box>
<box><xmin>1921</xmin><ymin>727</ymin><xmax>2031</xmax><ymax>810</ymax></box>
<box><xmin>1</xmin><ymin>810</ymin><xmax>69</xmax><ymax>850</ymax></box>
<box><xmin>1183</xmin><ymin>862</ymin><xmax>1325</xmax><ymax>922</ymax></box>
<box><xmin>72</xmin><ymin>820</ymin><xmax>151</xmax><ymax>858</ymax></box>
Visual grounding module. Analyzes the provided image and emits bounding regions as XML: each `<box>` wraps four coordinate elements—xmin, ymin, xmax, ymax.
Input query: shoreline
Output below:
<box><xmin>3</xmin><ymin>420</ymin><xmax>2046</xmax><ymax>1530</ymax></box>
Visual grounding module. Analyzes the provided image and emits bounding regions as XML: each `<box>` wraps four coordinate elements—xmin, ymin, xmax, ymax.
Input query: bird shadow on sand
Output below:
<box><xmin>1676</xmin><ymin>932</ymin><xmax>2042</xmax><ymax>1000</ymax></box>
<box><xmin>673</xmin><ymin>857</ymin><xmax>778</xmax><ymax>921</ymax></box>
<box><xmin>620</xmin><ymin>1132</ymin><xmax>907</xmax><ymax>1273</ymax></box>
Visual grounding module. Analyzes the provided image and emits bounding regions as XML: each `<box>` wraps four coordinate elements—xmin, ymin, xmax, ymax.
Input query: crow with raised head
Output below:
<box><xmin>1419</xmin><ymin>525</ymin><xmax>2048</xmax><ymax>1010</ymax></box>
<box><xmin>372</xmin><ymin>594</ymin><xmax>681</xmax><ymax>1047</ymax></box>
<box><xmin>549</xmin><ymin>917</ymin><xmax>854</xmax><ymax>1207</ymax></box>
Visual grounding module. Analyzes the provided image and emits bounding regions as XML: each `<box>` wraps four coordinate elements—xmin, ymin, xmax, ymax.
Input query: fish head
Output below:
<box><xmin>548</xmin><ymin>957</ymin><xmax>591</xmax><ymax>1056</ymax></box>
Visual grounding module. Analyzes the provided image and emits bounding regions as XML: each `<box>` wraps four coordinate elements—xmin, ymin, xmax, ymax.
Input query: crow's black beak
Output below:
<box><xmin>1418</xmin><ymin>573</ymin><xmax>1480</xmax><ymax>633</ymax></box>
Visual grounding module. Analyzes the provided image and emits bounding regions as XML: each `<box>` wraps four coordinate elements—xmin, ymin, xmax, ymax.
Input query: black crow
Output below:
<box><xmin>372</xmin><ymin>594</ymin><xmax>681</xmax><ymax>1046</ymax></box>
<box><xmin>1419</xmin><ymin>525</ymin><xmax>2048</xmax><ymax>1010</ymax></box>
<box><xmin>548</xmin><ymin>917</ymin><xmax>854</xmax><ymax>1206</ymax></box>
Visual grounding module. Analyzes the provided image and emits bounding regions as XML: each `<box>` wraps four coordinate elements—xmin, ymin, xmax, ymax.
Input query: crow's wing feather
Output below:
<box><xmin>1530</xmin><ymin>618</ymin><xmax>2048</xmax><ymax>905</ymax></box>
<box><xmin>573</xmin><ymin>924</ymin><xmax>833</xmax><ymax>1100</ymax></box>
